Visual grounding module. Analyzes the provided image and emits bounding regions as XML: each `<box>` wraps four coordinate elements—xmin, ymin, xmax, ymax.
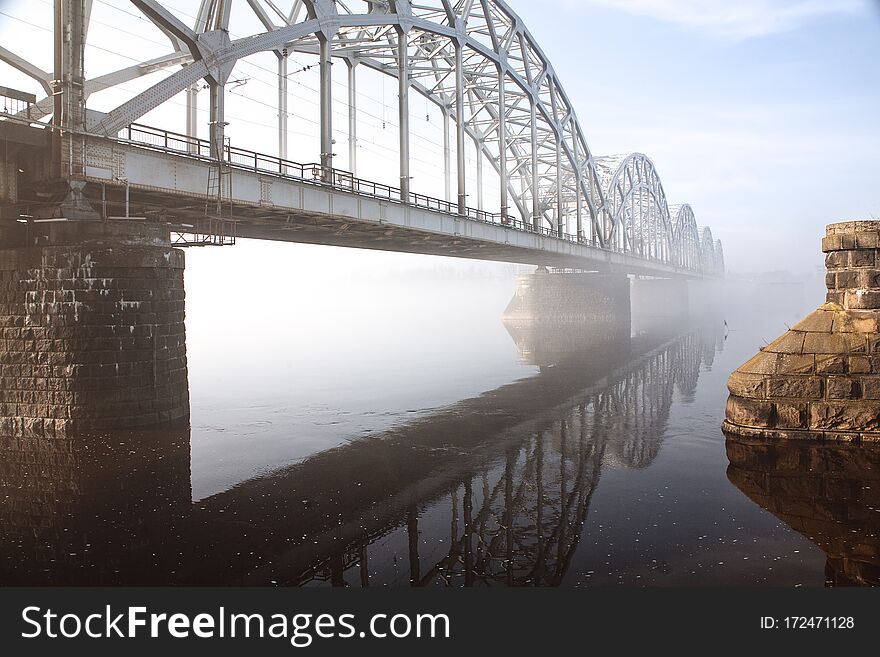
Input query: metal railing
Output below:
<box><xmin>118</xmin><ymin>124</ymin><xmax>594</xmax><ymax>237</ymax></box>
<box><xmin>117</xmin><ymin>123</ymin><xmax>701</xmax><ymax>272</ymax></box>
<box><xmin>0</xmin><ymin>86</ymin><xmax>37</xmax><ymax>121</ymax></box>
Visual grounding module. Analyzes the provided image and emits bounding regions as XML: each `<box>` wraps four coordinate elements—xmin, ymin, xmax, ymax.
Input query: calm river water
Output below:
<box><xmin>2</xmin><ymin>248</ymin><xmax>876</xmax><ymax>586</ymax></box>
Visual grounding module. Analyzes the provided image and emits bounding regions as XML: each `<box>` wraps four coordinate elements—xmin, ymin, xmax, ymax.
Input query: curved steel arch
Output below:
<box><xmin>74</xmin><ymin>0</ymin><xmax>605</xmax><ymax>239</ymax></box>
<box><xmin>699</xmin><ymin>226</ymin><xmax>716</xmax><ymax>274</ymax></box>
<box><xmin>4</xmin><ymin>0</ymin><xmax>725</xmax><ymax>274</ymax></box>
<box><xmin>595</xmin><ymin>153</ymin><xmax>673</xmax><ymax>262</ymax></box>
<box><xmin>714</xmin><ymin>239</ymin><xmax>725</xmax><ymax>275</ymax></box>
<box><xmin>669</xmin><ymin>204</ymin><xmax>701</xmax><ymax>271</ymax></box>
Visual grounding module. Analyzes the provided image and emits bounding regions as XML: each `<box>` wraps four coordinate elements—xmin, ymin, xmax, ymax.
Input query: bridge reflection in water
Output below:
<box><xmin>1</xmin><ymin>317</ymin><xmax>723</xmax><ymax>586</ymax></box>
<box><xmin>726</xmin><ymin>436</ymin><xmax>880</xmax><ymax>586</ymax></box>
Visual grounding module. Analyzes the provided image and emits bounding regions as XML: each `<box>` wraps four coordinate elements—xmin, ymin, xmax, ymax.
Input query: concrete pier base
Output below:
<box><xmin>0</xmin><ymin>221</ymin><xmax>189</xmax><ymax>436</ymax></box>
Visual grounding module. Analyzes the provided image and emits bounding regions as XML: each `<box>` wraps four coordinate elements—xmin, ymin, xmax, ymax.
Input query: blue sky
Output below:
<box><xmin>1</xmin><ymin>0</ymin><xmax>878</xmax><ymax>275</ymax></box>
<box><xmin>516</xmin><ymin>0</ymin><xmax>880</xmax><ymax>274</ymax></box>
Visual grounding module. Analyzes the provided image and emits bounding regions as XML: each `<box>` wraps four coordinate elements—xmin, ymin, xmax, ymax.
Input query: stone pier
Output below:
<box><xmin>502</xmin><ymin>270</ymin><xmax>630</xmax><ymax>330</ymax></box>
<box><xmin>0</xmin><ymin>221</ymin><xmax>189</xmax><ymax>437</ymax></box>
<box><xmin>631</xmin><ymin>276</ymin><xmax>691</xmax><ymax>337</ymax></box>
<box><xmin>501</xmin><ymin>270</ymin><xmax>631</xmax><ymax>372</ymax></box>
<box><xmin>724</xmin><ymin>220</ymin><xmax>880</xmax><ymax>441</ymax></box>
<box><xmin>631</xmin><ymin>277</ymin><xmax>689</xmax><ymax>320</ymax></box>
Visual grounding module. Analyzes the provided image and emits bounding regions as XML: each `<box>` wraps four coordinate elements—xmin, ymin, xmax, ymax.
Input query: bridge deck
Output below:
<box><xmin>4</xmin><ymin>121</ymin><xmax>703</xmax><ymax>276</ymax></box>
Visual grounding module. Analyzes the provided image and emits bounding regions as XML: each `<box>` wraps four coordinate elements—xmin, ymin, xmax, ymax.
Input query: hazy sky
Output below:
<box><xmin>1</xmin><ymin>0</ymin><xmax>879</xmax><ymax>275</ymax></box>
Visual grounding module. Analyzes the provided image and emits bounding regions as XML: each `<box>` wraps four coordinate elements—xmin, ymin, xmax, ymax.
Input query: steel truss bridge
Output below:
<box><xmin>0</xmin><ymin>0</ymin><xmax>724</xmax><ymax>276</ymax></box>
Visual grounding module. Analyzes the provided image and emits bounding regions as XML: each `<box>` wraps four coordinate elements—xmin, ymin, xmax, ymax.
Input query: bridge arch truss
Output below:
<box><xmin>1</xmin><ymin>0</ymin><xmax>723</xmax><ymax>275</ymax></box>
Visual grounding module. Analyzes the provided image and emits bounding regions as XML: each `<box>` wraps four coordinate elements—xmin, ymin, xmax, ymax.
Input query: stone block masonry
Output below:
<box><xmin>0</xmin><ymin>225</ymin><xmax>189</xmax><ymax>437</ymax></box>
<box><xmin>724</xmin><ymin>220</ymin><xmax>880</xmax><ymax>442</ymax></box>
<box><xmin>502</xmin><ymin>270</ymin><xmax>631</xmax><ymax>333</ymax></box>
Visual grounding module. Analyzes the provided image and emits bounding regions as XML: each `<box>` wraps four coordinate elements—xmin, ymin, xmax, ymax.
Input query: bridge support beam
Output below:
<box><xmin>319</xmin><ymin>35</ymin><xmax>333</xmax><ymax>180</ymax></box>
<box><xmin>454</xmin><ymin>43</ymin><xmax>466</xmax><ymax>215</ymax></box>
<box><xmin>397</xmin><ymin>29</ymin><xmax>410</xmax><ymax>203</ymax></box>
<box><xmin>208</xmin><ymin>81</ymin><xmax>226</xmax><ymax>160</ymax></box>
<box><xmin>497</xmin><ymin>68</ymin><xmax>508</xmax><ymax>222</ymax></box>
<box><xmin>278</xmin><ymin>49</ymin><xmax>288</xmax><ymax>161</ymax></box>
<box><xmin>185</xmin><ymin>80</ymin><xmax>199</xmax><ymax>152</ymax></box>
<box><xmin>347</xmin><ymin>59</ymin><xmax>357</xmax><ymax>176</ymax></box>
<box><xmin>555</xmin><ymin>133</ymin><xmax>563</xmax><ymax>238</ymax></box>
<box><xmin>502</xmin><ymin>269</ymin><xmax>631</xmax><ymax>338</ymax></box>
<box><xmin>49</xmin><ymin>0</ymin><xmax>99</xmax><ymax>222</ymax></box>
<box><xmin>0</xmin><ymin>222</ymin><xmax>189</xmax><ymax>437</ymax></box>
<box><xmin>530</xmin><ymin>100</ymin><xmax>540</xmax><ymax>231</ymax></box>
<box><xmin>443</xmin><ymin>110</ymin><xmax>451</xmax><ymax>203</ymax></box>
<box><xmin>574</xmin><ymin>141</ymin><xmax>583</xmax><ymax>241</ymax></box>
<box><xmin>475</xmin><ymin>136</ymin><xmax>484</xmax><ymax>211</ymax></box>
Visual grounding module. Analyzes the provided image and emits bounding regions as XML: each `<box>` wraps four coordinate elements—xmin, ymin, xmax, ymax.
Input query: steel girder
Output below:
<box><xmin>3</xmin><ymin>0</ymin><xmax>723</xmax><ymax>274</ymax></box>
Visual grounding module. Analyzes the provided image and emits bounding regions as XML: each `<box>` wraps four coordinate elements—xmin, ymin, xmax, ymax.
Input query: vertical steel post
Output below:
<box><xmin>277</xmin><ymin>49</ymin><xmax>288</xmax><ymax>161</ymax></box>
<box><xmin>208</xmin><ymin>0</ymin><xmax>230</xmax><ymax>162</ymax></box>
<box><xmin>555</xmin><ymin>133</ymin><xmax>563</xmax><ymax>238</ymax></box>
<box><xmin>497</xmin><ymin>66</ymin><xmax>508</xmax><ymax>221</ymax></box>
<box><xmin>51</xmin><ymin>0</ymin><xmax>64</xmax><ymax>181</ymax></box>
<box><xmin>591</xmin><ymin>187</ymin><xmax>597</xmax><ymax>245</ymax></box>
<box><xmin>443</xmin><ymin>110</ymin><xmax>451</xmax><ymax>202</ymax></box>
<box><xmin>397</xmin><ymin>30</ymin><xmax>410</xmax><ymax>202</ymax></box>
<box><xmin>630</xmin><ymin>189</ymin><xmax>635</xmax><ymax>253</ymax></box>
<box><xmin>185</xmin><ymin>82</ymin><xmax>199</xmax><ymax>153</ymax></box>
<box><xmin>574</xmin><ymin>139</ymin><xmax>583</xmax><ymax>240</ymax></box>
<box><xmin>208</xmin><ymin>82</ymin><xmax>225</xmax><ymax>160</ymax></box>
<box><xmin>319</xmin><ymin>35</ymin><xmax>333</xmax><ymax>180</ymax></box>
<box><xmin>214</xmin><ymin>0</ymin><xmax>231</xmax><ymax>30</ymax></box>
<box><xmin>53</xmin><ymin>0</ymin><xmax>87</xmax><ymax>179</ymax></box>
<box><xmin>190</xmin><ymin>0</ymin><xmax>210</xmax><ymax>159</ymax></box>
<box><xmin>347</xmin><ymin>60</ymin><xmax>357</xmax><ymax>175</ymax></box>
<box><xmin>530</xmin><ymin>98</ymin><xmax>540</xmax><ymax>230</ymax></box>
<box><xmin>475</xmin><ymin>137</ymin><xmax>483</xmax><ymax>211</ymax></box>
<box><xmin>454</xmin><ymin>43</ymin><xmax>466</xmax><ymax>214</ymax></box>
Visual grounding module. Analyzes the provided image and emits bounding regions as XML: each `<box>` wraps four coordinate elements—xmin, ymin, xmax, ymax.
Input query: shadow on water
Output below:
<box><xmin>726</xmin><ymin>434</ymin><xmax>880</xmax><ymax>586</ymax></box>
<box><xmin>1</xmin><ymin>313</ymin><xmax>726</xmax><ymax>586</ymax></box>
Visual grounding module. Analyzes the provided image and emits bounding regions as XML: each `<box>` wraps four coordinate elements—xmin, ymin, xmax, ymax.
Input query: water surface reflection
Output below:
<box><xmin>726</xmin><ymin>435</ymin><xmax>880</xmax><ymax>586</ymax></box>
<box><xmin>1</xmin><ymin>317</ymin><xmax>725</xmax><ymax>585</ymax></box>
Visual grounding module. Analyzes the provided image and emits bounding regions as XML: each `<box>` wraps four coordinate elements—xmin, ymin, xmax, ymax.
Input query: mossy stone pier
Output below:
<box><xmin>724</xmin><ymin>221</ymin><xmax>880</xmax><ymax>442</ymax></box>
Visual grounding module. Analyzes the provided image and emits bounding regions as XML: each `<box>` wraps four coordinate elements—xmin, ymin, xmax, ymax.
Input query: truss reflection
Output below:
<box><xmin>0</xmin><ymin>317</ymin><xmax>724</xmax><ymax>586</ymax></box>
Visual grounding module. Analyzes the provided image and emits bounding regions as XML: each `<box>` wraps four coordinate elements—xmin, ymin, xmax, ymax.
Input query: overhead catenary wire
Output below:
<box><xmin>0</xmin><ymin>4</ymin><xmax>456</xmax><ymax>177</ymax></box>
